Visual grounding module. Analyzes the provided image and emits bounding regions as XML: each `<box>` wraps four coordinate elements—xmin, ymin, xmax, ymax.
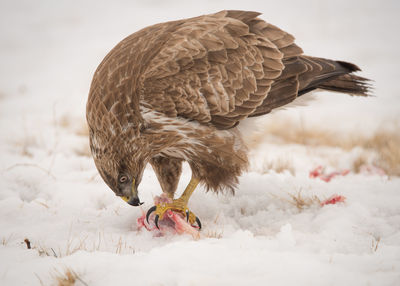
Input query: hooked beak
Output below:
<box><xmin>121</xmin><ymin>178</ymin><xmax>143</xmax><ymax>206</ymax></box>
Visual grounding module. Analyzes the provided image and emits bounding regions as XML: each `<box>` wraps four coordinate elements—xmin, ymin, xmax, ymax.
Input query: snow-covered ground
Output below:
<box><xmin>1</xmin><ymin>0</ymin><xmax>399</xmax><ymax>285</ymax></box>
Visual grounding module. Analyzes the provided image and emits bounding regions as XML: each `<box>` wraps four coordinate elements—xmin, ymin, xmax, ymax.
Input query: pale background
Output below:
<box><xmin>1</xmin><ymin>1</ymin><xmax>399</xmax><ymax>285</ymax></box>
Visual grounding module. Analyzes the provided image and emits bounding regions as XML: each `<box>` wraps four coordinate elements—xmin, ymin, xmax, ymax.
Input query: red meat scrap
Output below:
<box><xmin>309</xmin><ymin>166</ymin><xmax>350</xmax><ymax>182</ymax></box>
<box><xmin>321</xmin><ymin>194</ymin><xmax>346</xmax><ymax>206</ymax></box>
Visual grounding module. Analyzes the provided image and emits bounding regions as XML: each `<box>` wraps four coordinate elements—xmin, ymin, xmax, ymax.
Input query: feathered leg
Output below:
<box><xmin>150</xmin><ymin>156</ymin><xmax>183</xmax><ymax>198</ymax></box>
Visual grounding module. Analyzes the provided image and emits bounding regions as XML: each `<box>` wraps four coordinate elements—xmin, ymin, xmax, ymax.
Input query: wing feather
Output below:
<box><xmin>140</xmin><ymin>10</ymin><xmax>302</xmax><ymax>129</ymax></box>
<box><xmin>88</xmin><ymin>9</ymin><xmax>369</xmax><ymax>141</ymax></box>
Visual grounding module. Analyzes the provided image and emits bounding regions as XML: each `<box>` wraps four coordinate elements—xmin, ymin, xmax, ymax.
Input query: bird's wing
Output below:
<box><xmin>140</xmin><ymin>10</ymin><xmax>303</xmax><ymax>129</ymax></box>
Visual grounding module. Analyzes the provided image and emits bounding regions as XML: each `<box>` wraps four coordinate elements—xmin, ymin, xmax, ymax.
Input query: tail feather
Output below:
<box><xmin>318</xmin><ymin>73</ymin><xmax>371</xmax><ymax>96</ymax></box>
<box><xmin>249</xmin><ymin>56</ymin><xmax>372</xmax><ymax>118</ymax></box>
<box><xmin>299</xmin><ymin>59</ymin><xmax>371</xmax><ymax>97</ymax></box>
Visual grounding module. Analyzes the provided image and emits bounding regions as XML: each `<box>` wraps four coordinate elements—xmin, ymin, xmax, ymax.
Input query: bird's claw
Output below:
<box><xmin>145</xmin><ymin>203</ymin><xmax>201</xmax><ymax>230</ymax></box>
<box><xmin>184</xmin><ymin>209</ymin><xmax>202</xmax><ymax>230</ymax></box>
<box><xmin>146</xmin><ymin>205</ymin><xmax>157</xmax><ymax>225</ymax></box>
<box><xmin>154</xmin><ymin>214</ymin><xmax>160</xmax><ymax>229</ymax></box>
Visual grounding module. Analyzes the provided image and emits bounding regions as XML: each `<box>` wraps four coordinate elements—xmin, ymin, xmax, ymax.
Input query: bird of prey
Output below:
<box><xmin>86</xmin><ymin>10</ymin><xmax>370</xmax><ymax>229</ymax></box>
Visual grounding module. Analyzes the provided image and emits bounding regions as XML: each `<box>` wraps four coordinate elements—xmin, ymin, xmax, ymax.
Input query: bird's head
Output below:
<box><xmin>89</xmin><ymin>128</ymin><xmax>149</xmax><ymax>206</ymax></box>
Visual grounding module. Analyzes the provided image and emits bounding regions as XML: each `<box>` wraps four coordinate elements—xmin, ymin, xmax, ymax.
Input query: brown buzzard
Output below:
<box><xmin>86</xmin><ymin>10</ymin><xmax>369</xmax><ymax>229</ymax></box>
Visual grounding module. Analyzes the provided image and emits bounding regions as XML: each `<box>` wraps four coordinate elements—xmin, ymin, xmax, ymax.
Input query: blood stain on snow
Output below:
<box><xmin>321</xmin><ymin>194</ymin><xmax>346</xmax><ymax>206</ymax></box>
<box><xmin>309</xmin><ymin>166</ymin><xmax>350</xmax><ymax>182</ymax></box>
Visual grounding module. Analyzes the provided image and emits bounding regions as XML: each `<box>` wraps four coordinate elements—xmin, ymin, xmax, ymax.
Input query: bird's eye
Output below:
<box><xmin>119</xmin><ymin>175</ymin><xmax>128</xmax><ymax>183</ymax></box>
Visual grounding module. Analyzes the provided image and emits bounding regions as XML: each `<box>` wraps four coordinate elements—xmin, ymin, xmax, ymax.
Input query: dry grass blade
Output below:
<box><xmin>287</xmin><ymin>191</ymin><xmax>321</xmax><ymax>211</ymax></box>
<box><xmin>372</xmin><ymin>237</ymin><xmax>381</xmax><ymax>252</ymax></box>
<box><xmin>204</xmin><ymin>230</ymin><xmax>224</xmax><ymax>239</ymax></box>
<box><xmin>3</xmin><ymin>163</ymin><xmax>56</xmax><ymax>179</ymax></box>
<box><xmin>262</xmin><ymin>158</ymin><xmax>295</xmax><ymax>175</ymax></box>
<box><xmin>12</xmin><ymin>133</ymin><xmax>37</xmax><ymax>157</ymax></box>
<box><xmin>2</xmin><ymin>233</ymin><xmax>14</xmax><ymax>246</ymax></box>
<box><xmin>52</xmin><ymin>267</ymin><xmax>88</xmax><ymax>286</ymax></box>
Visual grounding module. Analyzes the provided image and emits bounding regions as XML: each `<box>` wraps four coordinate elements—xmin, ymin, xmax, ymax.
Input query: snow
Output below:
<box><xmin>1</xmin><ymin>0</ymin><xmax>400</xmax><ymax>285</ymax></box>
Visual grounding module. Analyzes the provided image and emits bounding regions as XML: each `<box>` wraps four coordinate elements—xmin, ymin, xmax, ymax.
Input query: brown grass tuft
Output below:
<box><xmin>58</xmin><ymin>115</ymin><xmax>89</xmax><ymax>137</ymax></box>
<box><xmin>352</xmin><ymin>153</ymin><xmax>369</xmax><ymax>174</ymax></box>
<box><xmin>369</xmin><ymin>132</ymin><xmax>400</xmax><ymax>176</ymax></box>
<box><xmin>58</xmin><ymin>115</ymin><xmax>72</xmax><ymax>129</ymax></box>
<box><xmin>57</xmin><ymin>115</ymin><xmax>91</xmax><ymax>157</ymax></box>
<box><xmin>54</xmin><ymin>269</ymin><xmax>76</xmax><ymax>286</ymax></box>
<box><xmin>287</xmin><ymin>190</ymin><xmax>321</xmax><ymax>211</ymax></box>
<box><xmin>253</xmin><ymin>119</ymin><xmax>335</xmax><ymax>147</ymax></box>
<box><xmin>52</xmin><ymin>268</ymin><xmax>88</xmax><ymax>286</ymax></box>
<box><xmin>204</xmin><ymin>230</ymin><xmax>223</xmax><ymax>239</ymax></box>
<box><xmin>254</xmin><ymin>119</ymin><xmax>400</xmax><ymax>176</ymax></box>
<box><xmin>75</xmin><ymin>122</ymin><xmax>89</xmax><ymax>137</ymax></box>
<box><xmin>12</xmin><ymin>133</ymin><xmax>38</xmax><ymax>157</ymax></box>
<box><xmin>262</xmin><ymin>158</ymin><xmax>295</xmax><ymax>175</ymax></box>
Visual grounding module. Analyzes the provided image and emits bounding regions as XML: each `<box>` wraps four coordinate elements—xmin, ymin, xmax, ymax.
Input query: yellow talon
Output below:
<box><xmin>153</xmin><ymin>199</ymin><xmax>196</xmax><ymax>224</ymax></box>
<box><xmin>146</xmin><ymin>177</ymin><xmax>201</xmax><ymax>228</ymax></box>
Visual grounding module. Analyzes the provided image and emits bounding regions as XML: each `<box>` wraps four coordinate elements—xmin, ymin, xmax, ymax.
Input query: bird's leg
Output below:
<box><xmin>146</xmin><ymin>176</ymin><xmax>201</xmax><ymax>229</ymax></box>
<box><xmin>150</xmin><ymin>157</ymin><xmax>183</xmax><ymax>200</ymax></box>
